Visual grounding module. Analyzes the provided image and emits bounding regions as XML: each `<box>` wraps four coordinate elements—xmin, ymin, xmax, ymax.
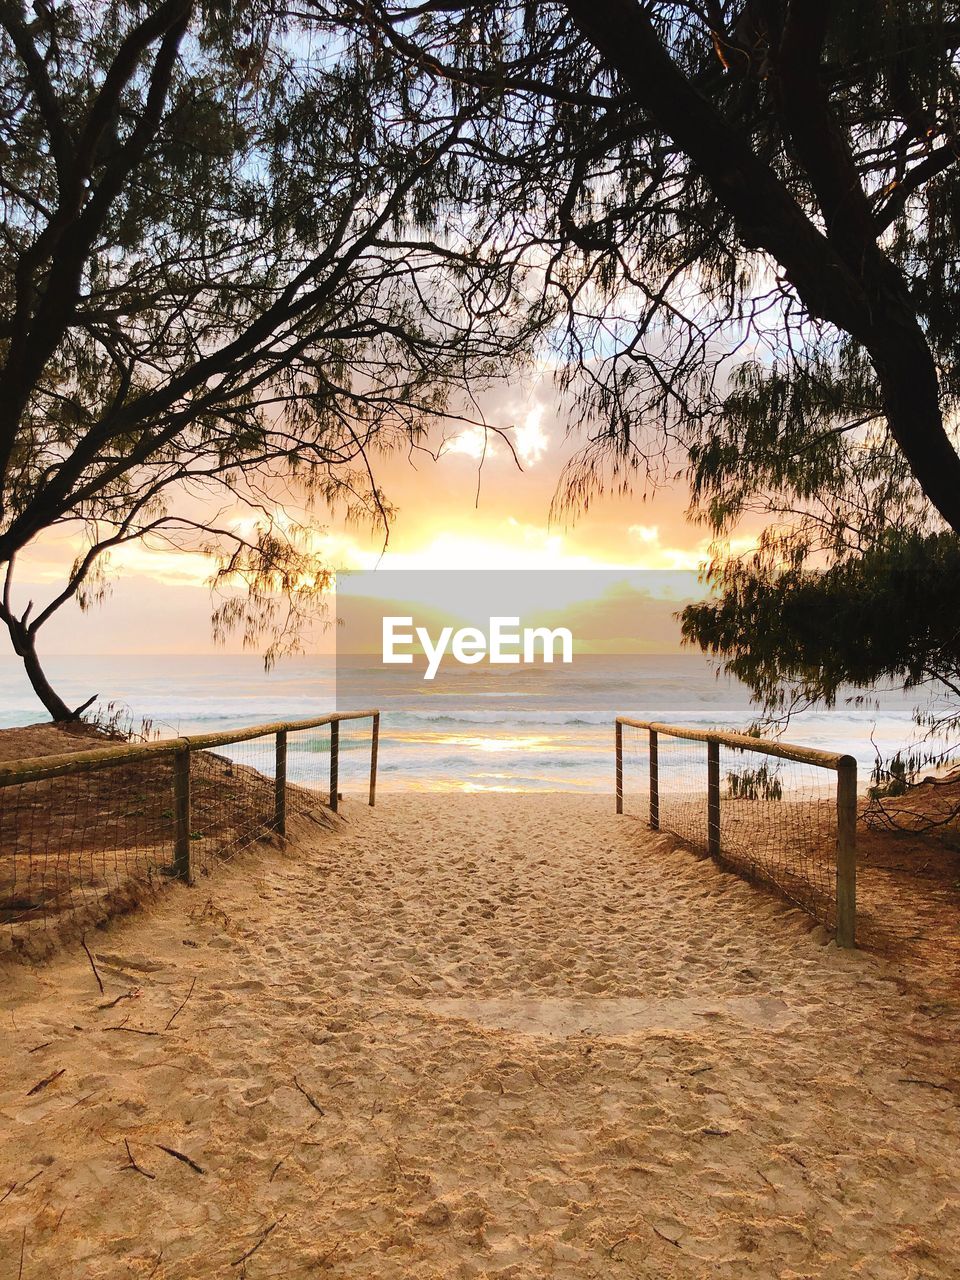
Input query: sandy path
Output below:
<box><xmin>1</xmin><ymin>794</ymin><xmax>958</xmax><ymax>1279</ymax></box>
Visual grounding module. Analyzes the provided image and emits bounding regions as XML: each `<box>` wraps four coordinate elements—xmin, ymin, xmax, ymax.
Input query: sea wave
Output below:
<box><xmin>377</xmin><ymin>709</ymin><xmax>617</xmax><ymax>727</ymax></box>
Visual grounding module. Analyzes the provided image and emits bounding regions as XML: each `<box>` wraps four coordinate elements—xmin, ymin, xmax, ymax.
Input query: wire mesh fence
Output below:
<box><xmin>616</xmin><ymin>718</ymin><xmax>857</xmax><ymax>943</ymax></box>
<box><xmin>187</xmin><ymin>734</ymin><xmax>280</xmax><ymax>876</ymax></box>
<box><xmin>0</xmin><ymin>711</ymin><xmax>379</xmax><ymax>958</ymax></box>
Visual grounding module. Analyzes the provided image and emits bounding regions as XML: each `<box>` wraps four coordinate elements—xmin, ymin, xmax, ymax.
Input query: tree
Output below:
<box><xmin>681</xmin><ymin>530</ymin><xmax>960</xmax><ymax>720</ymax></box>
<box><xmin>0</xmin><ymin>0</ymin><xmax>535</xmax><ymax>720</ymax></box>
<box><xmin>340</xmin><ymin>1</ymin><xmax>960</xmax><ymax>750</ymax></box>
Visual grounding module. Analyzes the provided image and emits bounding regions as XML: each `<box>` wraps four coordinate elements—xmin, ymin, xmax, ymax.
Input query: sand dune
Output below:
<box><xmin>1</xmin><ymin>793</ymin><xmax>958</xmax><ymax>1278</ymax></box>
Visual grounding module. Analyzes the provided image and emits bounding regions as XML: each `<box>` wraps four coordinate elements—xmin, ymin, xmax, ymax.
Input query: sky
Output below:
<box><xmin>11</xmin><ymin>378</ymin><xmax>761</xmax><ymax>656</ymax></box>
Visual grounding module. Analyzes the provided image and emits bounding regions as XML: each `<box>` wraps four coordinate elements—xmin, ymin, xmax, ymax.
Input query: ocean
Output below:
<box><xmin>0</xmin><ymin>652</ymin><xmax>941</xmax><ymax>792</ymax></box>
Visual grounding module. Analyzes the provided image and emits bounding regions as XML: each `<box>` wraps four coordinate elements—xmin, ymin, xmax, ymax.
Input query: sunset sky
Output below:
<box><xmin>13</xmin><ymin>378</ymin><xmax>760</xmax><ymax>656</ymax></box>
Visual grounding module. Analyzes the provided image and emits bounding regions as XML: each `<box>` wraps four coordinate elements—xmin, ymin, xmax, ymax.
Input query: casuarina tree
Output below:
<box><xmin>341</xmin><ymin>1</ymin><xmax>960</xmax><ymax>751</ymax></box>
<box><xmin>0</xmin><ymin>0</ymin><xmax>536</xmax><ymax>720</ymax></box>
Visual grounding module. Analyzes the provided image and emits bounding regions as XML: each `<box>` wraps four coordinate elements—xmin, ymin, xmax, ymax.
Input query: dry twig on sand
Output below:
<box><xmin>81</xmin><ymin>936</ymin><xmax>104</xmax><ymax>994</ymax></box>
<box><xmin>231</xmin><ymin>1215</ymin><xmax>286</xmax><ymax>1266</ymax></box>
<box><xmin>26</xmin><ymin>1068</ymin><xmax>64</xmax><ymax>1096</ymax></box>
<box><xmin>898</xmin><ymin>1076</ymin><xmax>955</xmax><ymax>1093</ymax></box>
<box><xmin>650</xmin><ymin>1222</ymin><xmax>683</xmax><ymax>1248</ymax></box>
<box><xmin>98</xmin><ymin>990</ymin><xmax>138</xmax><ymax>1011</ymax></box>
<box><xmin>120</xmin><ymin>1140</ymin><xmax>156</xmax><ymax>1180</ymax></box>
<box><xmin>293</xmin><ymin>1076</ymin><xmax>325</xmax><ymax>1116</ymax></box>
<box><xmin>164</xmin><ymin>977</ymin><xmax>197</xmax><ymax>1031</ymax></box>
<box><xmin>157</xmin><ymin>1145</ymin><xmax>205</xmax><ymax>1175</ymax></box>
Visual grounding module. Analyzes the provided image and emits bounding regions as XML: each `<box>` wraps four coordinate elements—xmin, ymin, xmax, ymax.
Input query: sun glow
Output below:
<box><xmin>11</xmin><ymin>389</ymin><xmax>767</xmax><ymax>654</ymax></box>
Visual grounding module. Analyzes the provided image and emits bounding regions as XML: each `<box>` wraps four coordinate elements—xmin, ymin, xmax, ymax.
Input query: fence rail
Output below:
<box><xmin>616</xmin><ymin>717</ymin><xmax>858</xmax><ymax>947</ymax></box>
<box><xmin>0</xmin><ymin>710</ymin><xmax>380</xmax><ymax>950</ymax></box>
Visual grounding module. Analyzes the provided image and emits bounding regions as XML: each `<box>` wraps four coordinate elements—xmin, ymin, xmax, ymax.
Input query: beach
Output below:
<box><xmin>1</xmin><ymin>793</ymin><xmax>958</xmax><ymax>1278</ymax></box>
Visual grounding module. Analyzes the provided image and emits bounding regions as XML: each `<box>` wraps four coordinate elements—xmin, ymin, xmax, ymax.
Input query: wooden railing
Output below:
<box><xmin>0</xmin><ymin>710</ymin><xmax>380</xmax><ymax>886</ymax></box>
<box><xmin>615</xmin><ymin>717</ymin><xmax>858</xmax><ymax>947</ymax></box>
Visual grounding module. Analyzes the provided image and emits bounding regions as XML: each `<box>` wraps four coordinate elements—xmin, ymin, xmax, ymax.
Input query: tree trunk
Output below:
<box><xmin>20</xmin><ymin>640</ymin><xmax>77</xmax><ymax>723</ymax></box>
<box><xmin>865</xmin><ymin>322</ymin><xmax>960</xmax><ymax>532</ymax></box>
<box><xmin>563</xmin><ymin>0</ymin><xmax>960</xmax><ymax>537</ymax></box>
<box><xmin>3</xmin><ymin>609</ymin><xmax>89</xmax><ymax>723</ymax></box>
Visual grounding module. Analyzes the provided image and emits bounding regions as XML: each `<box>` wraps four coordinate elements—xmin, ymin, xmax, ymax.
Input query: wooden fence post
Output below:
<box><xmin>173</xmin><ymin>745</ymin><xmax>192</xmax><ymax>883</ymax></box>
<box><xmin>615</xmin><ymin>719</ymin><xmax>623</xmax><ymax>814</ymax></box>
<box><xmin>836</xmin><ymin>757</ymin><xmax>858</xmax><ymax>948</ymax></box>
<box><xmin>329</xmin><ymin>720</ymin><xmax>339</xmax><ymax>812</ymax></box>
<box><xmin>369</xmin><ymin>713</ymin><xmax>380</xmax><ymax>807</ymax></box>
<box><xmin>707</xmin><ymin>738</ymin><xmax>720</xmax><ymax>858</ymax></box>
<box><xmin>274</xmin><ymin>729</ymin><xmax>287</xmax><ymax>835</ymax></box>
<box><xmin>649</xmin><ymin>728</ymin><xmax>659</xmax><ymax>830</ymax></box>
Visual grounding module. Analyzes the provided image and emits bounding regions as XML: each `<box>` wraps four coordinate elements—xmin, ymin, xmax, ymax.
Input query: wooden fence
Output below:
<box><xmin>0</xmin><ymin>710</ymin><xmax>380</xmax><ymax>890</ymax></box>
<box><xmin>615</xmin><ymin>717</ymin><xmax>858</xmax><ymax>947</ymax></box>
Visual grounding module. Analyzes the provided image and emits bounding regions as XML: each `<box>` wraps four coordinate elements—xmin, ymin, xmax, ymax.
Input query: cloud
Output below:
<box><xmin>437</xmin><ymin>402</ymin><xmax>549</xmax><ymax>470</ymax></box>
<box><xmin>628</xmin><ymin>524</ymin><xmax>659</xmax><ymax>545</ymax></box>
<box><xmin>438</xmin><ymin>425</ymin><xmax>491</xmax><ymax>460</ymax></box>
<box><xmin>513</xmin><ymin>406</ymin><xmax>549</xmax><ymax>467</ymax></box>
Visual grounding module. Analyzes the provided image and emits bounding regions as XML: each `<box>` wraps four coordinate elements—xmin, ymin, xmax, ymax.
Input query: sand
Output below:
<box><xmin>1</xmin><ymin>793</ymin><xmax>958</xmax><ymax>1279</ymax></box>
